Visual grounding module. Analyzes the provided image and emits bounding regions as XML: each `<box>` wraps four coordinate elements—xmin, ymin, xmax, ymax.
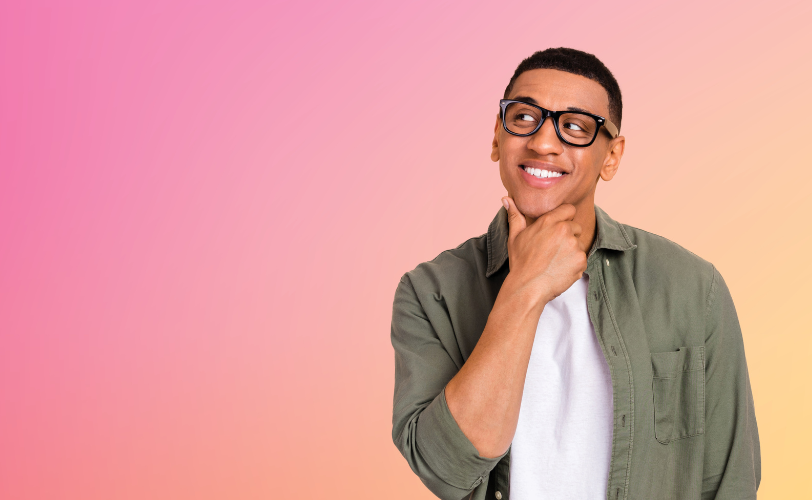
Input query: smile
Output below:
<box><xmin>520</xmin><ymin>165</ymin><xmax>566</xmax><ymax>178</ymax></box>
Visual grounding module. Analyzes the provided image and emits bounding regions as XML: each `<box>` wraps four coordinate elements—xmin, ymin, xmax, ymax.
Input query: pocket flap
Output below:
<box><xmin>651</xmin><ymin>346</ymin><xmax>704</xmax><ymax>378</ymax></box>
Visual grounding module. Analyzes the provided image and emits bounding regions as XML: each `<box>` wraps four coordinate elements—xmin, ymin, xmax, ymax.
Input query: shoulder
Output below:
<box><xmin>616</xmin><ymin>223</ymin><xmax>727</xmax><ymax>345</ymax></box>
<box><xmin>621</xmin><ymin>222</ymin><xmax>714</xmax><ymax>270</ymax></box>
<box><xmin>619</xmin><ymin>222</ymin><xmax>717</xmax><ymax>291</ymax></box>
<box><xmin>399</xmin><ymin>232</ymin><xmax>488</xmax><ymax>294</ymax></box>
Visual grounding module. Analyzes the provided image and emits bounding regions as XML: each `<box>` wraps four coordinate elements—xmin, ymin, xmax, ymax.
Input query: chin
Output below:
<box><xmin>516</xmin><ymin>196</ymin><xmax>565</xmax><ymax>218</ymax></box>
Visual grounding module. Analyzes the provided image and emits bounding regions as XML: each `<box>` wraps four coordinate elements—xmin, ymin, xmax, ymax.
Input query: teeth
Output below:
<box><xmin>524</xmin><ymin>166</ymin><xmax>564</xmax><ymax>178</ymax></box>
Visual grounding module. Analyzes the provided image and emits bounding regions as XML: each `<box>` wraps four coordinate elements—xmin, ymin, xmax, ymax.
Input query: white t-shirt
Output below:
<box><xmin>509</xmin><ymin>273</ymin><xmax>614</xmax><ymax>499</ymax></box>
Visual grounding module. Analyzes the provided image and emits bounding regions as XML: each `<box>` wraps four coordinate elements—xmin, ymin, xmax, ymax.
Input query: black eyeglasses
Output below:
<box><xmin>499</xmin><ymin>99</ymin><xmax>619</xmax><ymax>147</ymax></box>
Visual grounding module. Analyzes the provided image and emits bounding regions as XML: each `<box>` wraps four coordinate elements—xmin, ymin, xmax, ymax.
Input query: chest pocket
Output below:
<box><xmin>650</xmin><ymin>346</ymin><xmax>705</xmax><ymax>444</ymax></box>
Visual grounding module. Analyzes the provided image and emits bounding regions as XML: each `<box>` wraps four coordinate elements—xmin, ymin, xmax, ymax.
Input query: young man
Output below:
<box><xmin>390</xmin><ymin>48</ymin><xmax>761</xmax><ymax>500</ymax></box>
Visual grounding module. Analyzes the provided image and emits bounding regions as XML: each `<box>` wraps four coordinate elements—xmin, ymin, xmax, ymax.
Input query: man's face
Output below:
<box><xmin>491</xmin><ymin>68</ymin><xmax>624</xmax><ymax>221</ymax></box>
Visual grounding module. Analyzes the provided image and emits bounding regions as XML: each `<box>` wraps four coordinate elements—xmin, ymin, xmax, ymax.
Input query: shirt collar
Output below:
<box><xmin>485</xmin><ymin>204</ymin><xmax>638</xmax><ymax>278</ymax></box>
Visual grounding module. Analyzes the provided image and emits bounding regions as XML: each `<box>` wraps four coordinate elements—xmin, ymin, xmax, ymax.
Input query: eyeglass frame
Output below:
<box><xmin>498</xmin><ymin>99</ymin><xmax>620</xmax><ymax>147</ymax></box>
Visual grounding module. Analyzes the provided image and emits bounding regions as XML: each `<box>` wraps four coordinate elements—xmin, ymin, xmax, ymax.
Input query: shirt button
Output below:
<box><xmin>605</xmin><ymin>258</ymin><xmax>610</xmax><ymax>266</ymax></box>
<box><xmin>495</xmin><ymin>492</ymin><xmax>502</xmax><ymax>500</ymax></box>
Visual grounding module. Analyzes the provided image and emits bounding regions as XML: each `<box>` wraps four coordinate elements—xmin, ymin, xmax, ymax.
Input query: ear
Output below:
<box><xmin>491</xmin><ymin>112</ymin><xmax>501</xmax><ymax>162</ymax></box>
<box><xmin>599</xmin><ymin>135</ymin><xmax>625</xmax><ymax>181</ymax></box>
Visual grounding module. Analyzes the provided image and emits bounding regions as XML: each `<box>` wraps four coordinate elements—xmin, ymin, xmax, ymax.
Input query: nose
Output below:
<box><xmin>526</xmin><ymin>115</ymin><xmax>564</xmax><ymax>156</ymax></box>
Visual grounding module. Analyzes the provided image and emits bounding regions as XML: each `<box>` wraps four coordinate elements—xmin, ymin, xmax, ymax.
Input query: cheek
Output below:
<box><xmin>504</xmin><ymin>142</ymin><xmax>529</xmax><ymax>165</ymax></box>
<box><xmin>494</xmin><ymin>146</ymin><xmax>514</xmax><ymax>170</ymax></box>
<box><xmin>569</xmin><ymin>149</ymin><xmax>601</xmax><ymax>173</ymax></box>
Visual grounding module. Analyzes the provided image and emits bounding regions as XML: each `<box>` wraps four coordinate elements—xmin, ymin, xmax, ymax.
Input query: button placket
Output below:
<box><xmin>588</xmin><ymin>254</ymin><xmax>633</xmax><ymax>500</ymax></box>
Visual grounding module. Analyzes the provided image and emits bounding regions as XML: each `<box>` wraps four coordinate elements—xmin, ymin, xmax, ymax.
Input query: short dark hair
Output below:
<box><xmin>503</xmin><ymin>47</ymin><xmax>623</xmax><ymax>132</ymax></box>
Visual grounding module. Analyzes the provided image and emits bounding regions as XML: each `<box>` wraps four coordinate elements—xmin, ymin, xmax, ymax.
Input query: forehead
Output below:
<box><xmin>508</xmin><ymin>68</ymin><xmax>610</xmax><ymax>117</ymax></box>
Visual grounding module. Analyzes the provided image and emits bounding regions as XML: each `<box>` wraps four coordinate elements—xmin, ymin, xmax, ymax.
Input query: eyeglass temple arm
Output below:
<box><xmin>603</xmin><ymin>119</ymin><xmax>619</xmax><ymax>139</ymax></box>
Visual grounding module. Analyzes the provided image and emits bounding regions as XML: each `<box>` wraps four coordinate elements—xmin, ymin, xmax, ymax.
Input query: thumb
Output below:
<box><xmin>502</xmin><ymin>196</ymin><xmax>526</xmax><ymax>245</ymax></box>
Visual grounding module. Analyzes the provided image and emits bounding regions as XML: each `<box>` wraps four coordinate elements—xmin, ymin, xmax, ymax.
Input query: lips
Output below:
<box><xmin>519</xmin><ymin>164</ymin><xmax>569</xmax><ymax>178</ymax></box>
<box><xmin>518</xmin><ymin>164</ymin><xmax>568</xmax><ymax>187</ymax></box>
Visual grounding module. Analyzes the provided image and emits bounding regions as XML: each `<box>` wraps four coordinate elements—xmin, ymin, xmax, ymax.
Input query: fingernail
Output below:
<box><xmin>502</xmin><ymin>198</ymin><xmax>509</xmax><ymax>210</ymax></box>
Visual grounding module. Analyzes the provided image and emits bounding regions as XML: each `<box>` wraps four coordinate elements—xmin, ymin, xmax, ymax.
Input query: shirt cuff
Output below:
<box><xmin>416</xmin><ymin>386</ymin><xmax>508</xmax><ymax>490</ymax></box>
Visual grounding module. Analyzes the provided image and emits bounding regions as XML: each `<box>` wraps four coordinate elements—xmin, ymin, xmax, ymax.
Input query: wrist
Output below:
<box><xmin>499</xmin><ymin>273</ymin><xmax>550</xmax><ymax>313</ymax></box>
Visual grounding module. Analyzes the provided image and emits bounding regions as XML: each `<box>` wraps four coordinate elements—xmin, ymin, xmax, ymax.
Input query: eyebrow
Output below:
<box><xmin>511</xmin><ymin>96</ymin><xmax>598</xmax><ymax>116</ymax></box>
<box><xmin>565</xmin><ymin>106</ymin><xmax>594</xmax><ymax>114</ymax></box>
<box><xmin>512</xmin><ymin>95</ymin><xmax>539</xmax><ymax>105</ymax></box>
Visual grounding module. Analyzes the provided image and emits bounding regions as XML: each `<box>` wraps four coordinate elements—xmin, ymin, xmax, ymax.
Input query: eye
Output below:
<box><xmin>563</xmin><ymin>122</ymin><xmax>583</xmax><ymax>131</ymax></box>
<box><xmin>517</xmin><ymin>113</ymin><xmax>536</xmax><ymax>122</ymax></box>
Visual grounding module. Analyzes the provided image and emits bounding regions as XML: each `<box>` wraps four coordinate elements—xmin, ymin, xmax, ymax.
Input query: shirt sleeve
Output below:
<box><xmin>391</xmin><ymin>274</ymin><xmax>506</xmax><ymax>500</ymax></box>
<box><xmin>701</xmin><ymin>266</ymin><xmax>762</xmax><ymax>499</ymax></box>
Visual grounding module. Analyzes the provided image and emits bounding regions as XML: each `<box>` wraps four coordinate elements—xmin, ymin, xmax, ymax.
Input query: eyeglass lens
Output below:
<box><xmin>503</xmin><ymin>101</ymin><xmax>598</xmax><ymax>145</ymax></box>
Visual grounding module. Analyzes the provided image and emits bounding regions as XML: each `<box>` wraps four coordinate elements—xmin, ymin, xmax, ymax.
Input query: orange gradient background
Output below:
<box><xmin>1</xmin><ymin>0</ymin><xmax>810</xmax><ymax>498</ymax></box>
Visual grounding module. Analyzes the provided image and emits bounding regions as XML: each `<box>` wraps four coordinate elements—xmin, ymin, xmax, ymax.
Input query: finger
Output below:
<box><xmin>567</xmin><ymin>221</ymin><xmax>583</xmax><ymax>238</ymax></box>
<box><xmin>576</xmin><ymin>236</ymin><xmax>589</xmax><ymax>254</ymax></box>
<box><xmin>502</xmin><ymin>196</ymin><xmax>526</xmax><ymax>246</ymax></box>
<box><xmin>541</xmin><ymin>203</ymin><xmax>577</xmax><ymax>225</ymax></box>
<box><xmin>561</xmin><ymin>221</ymin><xmax>589</xmax><ymax>253</ymax></box>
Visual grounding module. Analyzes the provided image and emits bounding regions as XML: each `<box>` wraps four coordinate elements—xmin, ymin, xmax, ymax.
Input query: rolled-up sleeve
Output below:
<box><xmin>701</xmin><ymin>266</ymin><xmax>761</xmax><ymax>499</ymax></box>
<box><xmin>391</xmin><ymin>275</ymin><xmax>506</xmax><ymax>500</ymax></box>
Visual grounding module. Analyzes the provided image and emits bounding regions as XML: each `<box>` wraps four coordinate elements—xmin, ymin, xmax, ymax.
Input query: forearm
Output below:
<box><xmin>444</xmin><ymin>273</ymin><xmax>547</xmax><ymax>458</ymax></box>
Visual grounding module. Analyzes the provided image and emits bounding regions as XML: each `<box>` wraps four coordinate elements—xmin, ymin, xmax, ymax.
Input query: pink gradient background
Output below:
<box><xmin>1</xmin><ymin>0</ymin><xmax>810</xmax><ymax>498</ymax></box>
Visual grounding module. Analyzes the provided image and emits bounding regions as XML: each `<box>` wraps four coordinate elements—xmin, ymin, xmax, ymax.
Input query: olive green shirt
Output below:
<box><xmin>390</xmin><ymin>204</ymin><xmax>760</xmax><ymax>500</ymax></box>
